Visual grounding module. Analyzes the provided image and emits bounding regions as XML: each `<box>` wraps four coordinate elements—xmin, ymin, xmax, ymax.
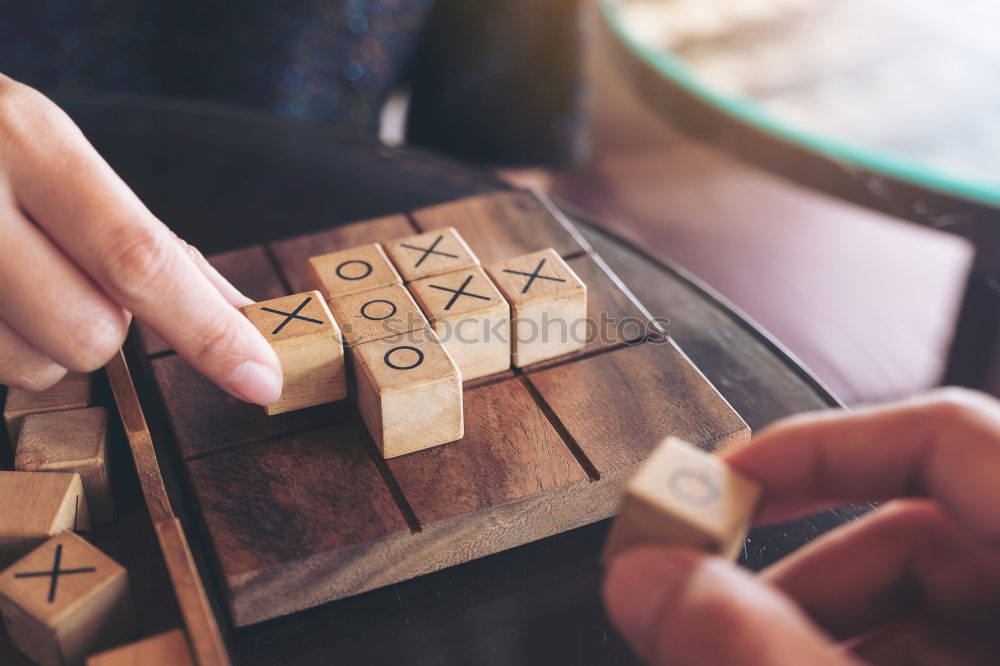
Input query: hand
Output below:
<box><xmin>603</xmin><ymin>388</ymin><xmax>1000</xmax><ymax>665</ymax></box>
<box><xmin>0</xmin><ymin>75</ymin><xmax>281</xmax><ymax>404</ymax></box>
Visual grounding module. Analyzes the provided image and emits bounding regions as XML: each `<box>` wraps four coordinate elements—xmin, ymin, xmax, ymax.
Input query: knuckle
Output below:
<box><xmin>101</xmin><ymin>226</ymin><xmax>177</xmax><ymax>304</ymax></box>
<box><xmin>63</xmin><ymin>311</ymin><xmax>128</xmax><ymax>372</ymax></box>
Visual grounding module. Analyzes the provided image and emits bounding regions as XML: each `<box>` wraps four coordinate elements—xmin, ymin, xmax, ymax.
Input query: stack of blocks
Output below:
<box><xmin>242</xmin><ymin>226</ymin><xmax>588</xmax><ymax>459</ymax></box>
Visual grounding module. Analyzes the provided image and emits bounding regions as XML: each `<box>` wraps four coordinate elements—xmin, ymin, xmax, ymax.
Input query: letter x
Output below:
<box><xmin>14</xmin><ymin>544</ymin><xmax>96</xmax><ymax>603</ymax></box>
<box><xmin>502</xmin><ymin>258</ymin><xmax>566</xmax><ymax>294</ymax></box>
<box><xmin>400</xmin><ymin>235</ymin><xmax>458</xmax><ymax>267</ymax></box>
<box><xmin>261</xmin><ymin>297</ymin><xmax>324</xmax><ymax>334</ymax></box>
<box><xmin>429</xmin><ymin>275</ymin><xmax>490</xmax><ymax>311</ymax></box>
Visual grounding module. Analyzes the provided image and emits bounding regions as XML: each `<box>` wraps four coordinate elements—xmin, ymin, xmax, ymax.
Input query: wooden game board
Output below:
<box><xmin>135</xmin><ymin>190</ymin><xmax>750</xmax><ymax>626</ymax></box>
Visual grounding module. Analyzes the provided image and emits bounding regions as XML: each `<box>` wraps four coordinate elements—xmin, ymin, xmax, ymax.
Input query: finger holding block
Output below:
<box><xmin>382</xmin><ymin>227</ymin><xmax>479</xmax><ymax>282</ymax></box>
<box><xmin>241</xmin><ymin>292</ymin><xmax>346</xmax><ymax>415</ymax></box>
<box><xmin>327</xmin><ymin>283</ymin><xmax>429</xmax><ymax>347</ymax></box>
<box><xmin>86</xmin><ymin>628</ymin><xmax>194</xmax><ymax>666</ymax></box>
<box><xmin>16</xmin><ymin>407</ymin><xmax>116</xmax><ymax>525</ymax></box>
<box><xmin>353</xmin><ymin>327</ymin><xmax>463</xmax><ymax>458</ymax></box>
<box><xmin>308</xmin><ymin>243</ymin><xmax>402</xmax><ymax>300</ymax></box>
<box><xmin>602</xmin><ymin>438</ymin><xmax>762</xmax><ymax>565</ymax></box>
<box><xmin>486</xmin><ymin>249</ymin><xmax>587</xmax><ymax>368</ymax></box>
<box><xmin>0</xmin><ymin>532</ymin><xmax>134</xmax><ymax>666</ymax></box>
<box><xmin>0</xmin><ymin>471</ymin><xmax>90</xmax><ymax>568</ymax></box>
<box><xmin>408</xmin><ymin>267</ymin><xmax>511</xmax><ymax>381</ymax></box>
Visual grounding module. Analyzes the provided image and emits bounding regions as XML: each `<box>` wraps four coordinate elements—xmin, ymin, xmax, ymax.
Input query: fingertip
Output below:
<box><xmin>227</xmin><ymin>358</ymin><xmax>282</xmax><ymax>406</ymax></box>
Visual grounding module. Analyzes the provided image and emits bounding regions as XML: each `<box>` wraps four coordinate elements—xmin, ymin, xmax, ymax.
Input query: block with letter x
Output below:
<box><xmin>0</xmin><ymin>531</ymin><xmax>134</xmax><ymax>666</ymax></box>
<box><xmin>241</xmin><ymin>291</ymin><xmax>346</xmax><ymax>415</ymax></box>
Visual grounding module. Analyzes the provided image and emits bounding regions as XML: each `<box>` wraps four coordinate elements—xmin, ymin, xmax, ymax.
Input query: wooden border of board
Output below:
<box><xmin>105</xmin><ymin>351</ymin><xmax>231</xmax><ymax>666</ymax></box>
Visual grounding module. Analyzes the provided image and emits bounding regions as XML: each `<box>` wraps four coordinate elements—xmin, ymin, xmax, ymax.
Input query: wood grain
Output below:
<box><xmin>0</xmin><ymin>531</ymin><xmax>134</xmax><ymax>666</ymax></box>
<box><xmin>269</xmin><ymin>215</ymin><xmax>416</xmax><ymax>293</ymax></box>
<box><xmin>16</xmin><ymin>407</ymin><xmax>115</xmax><ymax>524</ymax></box>
<box><xmin>137</xmin><ymin>245</ymin><xmax>288</xmax><ymax>355</ymax></box>
<box><xmin>4</xmin><ymin>373</ymin><xmax>92</xmax><ymax>445</ymax></box>
<box><xmin>150</xmin><ymin>354</ymin><xmax>348</xmax><ymax>460</ymax></box>
<box><xmin>527</xmin><ymin>341</ymin><xmax>751</xmax><ymax>478</ymax></box>
<box><xmin>86</xmin><ymin>628</ymin><xmax>194</xmax><ymax>666</ymax></box>
<box><xmin>0</xmin><ymin>472</ymin><xmax>89</xmax><ymax>569</ymax></box>
<box><xmin>382</xmin><ymin>227</ymin><xmax>480</xmax><ymax>281</ymax></box>
<box><xmin>182</xmin><ymin>422</ymin><xmax>410</xmax><ymax>626</ymax></box>
<box><xmin>410</xmin><ymin>191</ymin><xmax>591</xmax><ymax>264</ymax></box>
<box><xmin>328</xmin><ymin>283</ymin><xmax>428</xmax><ymax>347</ymax></box>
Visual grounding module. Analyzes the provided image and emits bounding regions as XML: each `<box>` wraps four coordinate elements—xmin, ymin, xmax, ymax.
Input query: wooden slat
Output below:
<box><xmin>410</xmin><ymin>191</ymin><xmax>591</xmax><ymax>264</ymax></box>
<box><xmin>105</xmin><ymin>352</ymin><xmax>231</xmax><ymax>666</ymax></box>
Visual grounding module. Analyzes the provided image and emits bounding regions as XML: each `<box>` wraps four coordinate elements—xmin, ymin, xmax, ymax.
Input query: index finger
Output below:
<box><xmin>725</xmin><ymin>388</ymin><xmax>1000</xmax><ymax>544</ymax></box>
<box><xmin>4</xmin><ymin>83</ymin><xmax>283</xmax><ymax>406</ymax></box>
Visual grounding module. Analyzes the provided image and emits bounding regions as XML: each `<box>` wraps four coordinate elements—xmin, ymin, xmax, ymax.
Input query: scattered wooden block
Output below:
<box><xmin>486</xmin><ymin>249</ymin><xmax>587</xmax><ymax>367</ymax></box>
<box><xmin>307</xmin><ymin>243</ymin><xmax>402</xmax><ymax>300</ymax></box>
<box><xmin>15</xmin><ymin>408</ymin><xmax>116</xmax><ymax>525</ymax></box>
<box><xmin>353</xmin><ymin>327</ymin><xmax>463</xmax><ymax>458</ymax></box>
<box><xmin>0</xmin><ymin>471</ymin><xmax>90</xmax><ymax>569</ymax></box>
<box><xmin>86</xmin><ymin>628</ymin><xmax>194</xmax><ymax>666</ymax></box>
<box><xmin>601</xmin><ymin>437</ymin><xmax>762</xmax><ymax>564</ymax></box>
<box><xmin>327</xmin><ymin>283</ymin><xmax>428</xmax><ymax>347</ymax></box>
<box><xmin>270</xmin><ymin>214</ymin><xmax>415</xmax><ymax>293</ymax></box>
<box><xmin>408</xmin><ymin>267</ymin><xmax>511</xmax><ymax>380</ymax></box>
<box><xmin>382</xmin><ymin>227</ymin><xmax>480</xmax><ymax>282</ymax></box>
<box><xmin>3</xmin><ymin>373</ymin><xmax>92</xmax><ymax>446</ymax></box>
<box><xmin>241</xmin><ymin>292</ymin><xmax>347</xmax><ymax>415</ymax></box>
<box><xmin>409</xmin><ymin>191</ymin><xmax>590</xmax><ymax>264</ymax></box>
<box><xmin>0</xmin><ymin>531</ymin><xmax>134</xmax><ymax>666</ymax></box>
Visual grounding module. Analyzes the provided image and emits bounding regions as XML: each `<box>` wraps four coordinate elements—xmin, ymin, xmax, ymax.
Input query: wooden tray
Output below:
<box><xmin>130</xmin><ymin>190</ymin><xmax>750</xmax><ymax>627</ymax></box>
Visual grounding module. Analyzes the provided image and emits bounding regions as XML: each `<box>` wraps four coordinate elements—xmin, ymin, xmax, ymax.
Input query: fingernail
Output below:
<box><xmin>228</xmin><ymin>360</ymin><xmax>282</xmax><ymax>405</ymax></box>
<box><xmin>604</xmin><ymin>549</ymin><xmax>687</xmax><ymax>655</ymax></box>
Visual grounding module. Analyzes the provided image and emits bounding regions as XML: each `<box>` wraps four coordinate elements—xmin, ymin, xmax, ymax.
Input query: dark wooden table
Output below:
<box><xmin>12</xmin><ymin>95</ymin><xmax>865</xmax><ymax>665</ymax></box>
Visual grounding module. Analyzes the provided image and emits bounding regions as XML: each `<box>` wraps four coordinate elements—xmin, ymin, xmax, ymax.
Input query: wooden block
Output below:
<box><xmin>150</xmin><ymin>354</ymin><xmax>347</xmax><ymax>460</ymax></box>
<box><xmin>486</xmin><ymin>249</ymin><xmax>588</xmax><ymax>368</ymax></box>
<box><xmin>527</xmin><ymin>342</ymin><xmax>751</xmax><ymax>479</ymax></box>
<box><xmin>0</xmin><ymin>532</ymin><xmax>134</xmax><ymax>666</ymax></box>
<box><xmin>410</xmin><ymin>191</ymin><xmax>590</xmax><ymax>264</ymax></box>
<box><xmin>307</xmin><ymin>244</ymin><xmax>402</xmax><ymax>301</ymax></box>
<box><xmin>15</xmin><ymin>408</ymin><xmax>116</xmax><ymax>525</ymax></box>
<box><xmin>241</xmin><ymin>292</ymin><xmax>346</xmax><ymax>415</ymax></box>
<box><xmin>183</xmin><ymin>422</ymin><xmax>410</xmax><ymax>626</ymax></box>
<box><xmin>136</xmin><ymin>245</ymin><xmax>288</xmax><ymax>355</ymax></box>
<box><xmin>327</xmin><ymin>283</ymin><xmax>428</xmax><ymax>347</ymax></box>
<box><xmin>0</xmin><ymin>472</ymin><xmax>90</xmax><ymax>569</ymax></box>
<box><xmin>353</xmin><ymin>327</ymin><xmax>463</xmax><ymax>458</ymax></box>
<box><xmin>408</xmin><ymin>267</ymin><xmax>511</xmax><ymax>380</ymax></box>
<box><xmin>382</xmin><ymin>227</ymin><xmax>480</xmax><ymax>282</ymax></box>
<box><xmin>269</xmin><ymin>214</ymin><xmax>415</xmax><ymax>293</ymax></box>
<box><xmin>86</xmin><ymin>628</ymin><xmax>194</xmax><ymax>666</ymax></box>
<box><xmin>602</xmin><ymin>437</ymin><xmax>762</xmax><ymax>564</ymax></box>
<box><xmin>4</xmin><ymin>373</ymin><xmax>92</xmax><ymax>445</ymax></box>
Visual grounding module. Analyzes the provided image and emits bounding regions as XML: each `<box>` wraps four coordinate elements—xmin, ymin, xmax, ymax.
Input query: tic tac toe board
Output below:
<box><xmin>134</xmin><ymin>190</ymin><xmax>750</xmax><ymax>626</ymax></box>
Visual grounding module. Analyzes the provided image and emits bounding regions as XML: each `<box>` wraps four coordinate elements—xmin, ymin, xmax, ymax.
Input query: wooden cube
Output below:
<box><xmin>0</xmin><ymin>471</ymin><xmax>90</xmax><ymax>568</ymax></box>
<box><xmin>241</xmin><ymin>292</ymin><xmax>346</xmax><ymax>415</ymax></box>
<box><xmin>602</xmin><ymin>438</ymin><xmax>762</xmax><ymax>565</ymax></box>
<box><xmin>408</xmin><ymin>267</ymin><xmax>511</xmax><ymax>380</ymax></box>
<box><xmin>0</xmin><ymin>531</ymin><xmax>134</xmax><ymax>666</ymax></box>
<box><xmin>4</xmin><ymin>373</ymin><xmax>92</xmax><ymax>446</ymax></box>
<box><xmin>353</xmin><ymin>327</ymin><xmax>463</xmax><ymax>458</ymax></box>
<box><xmin>86</xmin><ymin>628</ymin><xmax>194</xmax><ymax>666</ymax></box>
<box><xmin>382</xmin><ymin>227</ymin><xmax>479</xmax><ymax>282</ymax></box>
<box><xmin>307</xmin><ymin>243</ymin><xmax>402</xmax><ymax>300</ymax></box>
<box><xmin>486</xmin><ymin>249</ymin><xmax>587</xmax><ymax>367</ymax></box>
<box><xmin>15</xmin><ymin>408</ymin><xmax>115</xmax><ymax>525</ymax></box>
<box><xmin>327</xmin><ymin>283</ymin><xmax>428</xmax><ymax>347</ymax></box>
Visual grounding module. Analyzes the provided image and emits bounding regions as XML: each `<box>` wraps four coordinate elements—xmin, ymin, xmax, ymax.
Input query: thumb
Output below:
<box><xmin>603</xmin><ymin>547</ymin><xmax>860</xmax><ymax>666</ymax></box>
